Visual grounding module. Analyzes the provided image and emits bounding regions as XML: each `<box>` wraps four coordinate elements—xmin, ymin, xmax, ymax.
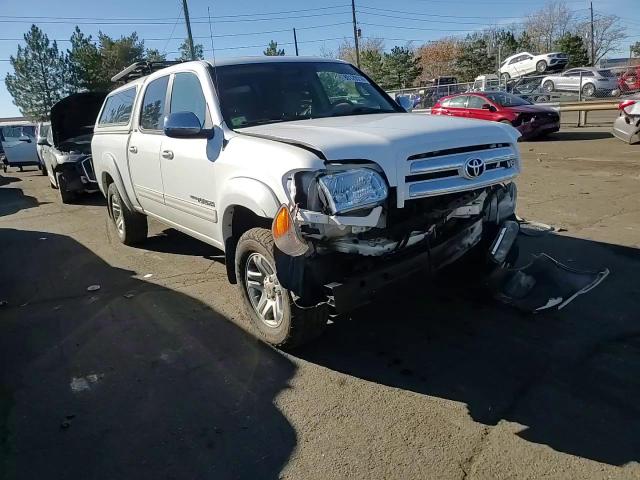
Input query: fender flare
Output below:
<box><xmin>100</xmin><ymin>154</ymin><xmax>136</xmax><ymax>212</ymax></box>
<box><xmin>219</xmin><ymin>177</ymin><xmax>281</xmax><ymax>240</ymax></box>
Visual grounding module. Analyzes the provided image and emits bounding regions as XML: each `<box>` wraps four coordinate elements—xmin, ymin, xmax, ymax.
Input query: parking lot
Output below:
<box><xmin>1</xmin><ymin>120</ymin><xmax>639</xmax><ymax>479</ymax></box>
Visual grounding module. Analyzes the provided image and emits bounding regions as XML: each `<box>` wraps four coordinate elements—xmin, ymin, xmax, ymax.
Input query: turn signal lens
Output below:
<box><xmin>272</xmin><ymin>205</ymin><xmax>309</xmax><ymax>257</ymax></box>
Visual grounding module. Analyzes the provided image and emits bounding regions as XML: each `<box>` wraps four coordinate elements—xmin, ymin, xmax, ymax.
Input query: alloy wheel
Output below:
<box><xmin>245</xmin><ymin>252</ymin><xmax>284</xmax><ymax>328</ymax></box>
<box><xmin>111</xmin><ymin>194</ymin><xmax>125</xmax><ymax>237</ymax></box>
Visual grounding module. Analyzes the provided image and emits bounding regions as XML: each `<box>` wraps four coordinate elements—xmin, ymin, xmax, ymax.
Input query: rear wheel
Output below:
<box><xmin>536</xmin><ymin>60</ymin><xmax>548</xmax><ymax>73</ymax></box>
<box><xmin>107</xmin><ymin>182</ymin><xmax>148</xmax><ymax>245</ymax></box>
<box><xmin>235</xmin><ymin>227</ymin><xmax>327</xmax><ymax>349</ymax></box>
<box><xmin>500</xmin><ymin>72</ymin><xmax>510</xmax><ymax>82</ymax></box>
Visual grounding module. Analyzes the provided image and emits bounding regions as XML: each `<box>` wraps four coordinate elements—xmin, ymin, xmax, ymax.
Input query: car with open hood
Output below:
<box><xmin>92</xmin><ymin>58</ymin><xmax>522</xmax><ymax>348</ymax></box>
<box><xmin>40</xmin><ymin>91</ymin><xmax>107</xmax><ymax>203</ymax></box>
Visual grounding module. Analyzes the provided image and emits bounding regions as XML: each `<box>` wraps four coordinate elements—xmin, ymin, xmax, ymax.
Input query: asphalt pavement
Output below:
<box><xmin>1</xmin><ymin>126</ymin><xmax>639</xmax><ymax>479</ymax></box>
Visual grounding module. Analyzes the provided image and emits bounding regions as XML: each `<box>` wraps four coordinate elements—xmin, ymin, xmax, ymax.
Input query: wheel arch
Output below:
<box><xmin>99</xmin><ymin>154</ymin><xmax>135</xmax><ymax>212</ymax></box>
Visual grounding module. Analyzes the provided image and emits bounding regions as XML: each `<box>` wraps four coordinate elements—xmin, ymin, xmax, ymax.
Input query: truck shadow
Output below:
<box><xmin>0</xmin><ymin>228</ymin><xmax>296</xmax><ymax>480</ymax></box>
<box><xmin>297</xmin><ymin>233</ymin><xmax>640</xmax><ymax>466</ymax></box>
<box><xmin>144</xmin><ymin>228</ymin><xmax>225</xmax><ymax>261</ymax></box>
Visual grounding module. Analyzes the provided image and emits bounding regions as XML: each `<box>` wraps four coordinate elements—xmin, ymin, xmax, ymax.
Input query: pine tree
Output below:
<box><xmin>454</xmin><ymin>36</ymin><xmax>495</xmax><ymax>82</ymax></box>
<box><xmin>177</xmin><ymin>39</ymin><xmax>204</xmax><ymax>61</ymax></box>
<box><xmin>555</xmin><ymin>34</ymin><xmax>589</xmax><ymax>68</ymax></box>
<box><xmin>383</xmin><ymin>47</ymin><xmax>422</xmax><ymax>89</ymax></box>
<box><xmin>264</xmin><ymin>40</ymin><xmax>285</xmax><ymax>56</ymax></box>
<box><xmin>5</xmin><ymin>25</ymin><xmax>69</xmax><ymax>120</ymax></box>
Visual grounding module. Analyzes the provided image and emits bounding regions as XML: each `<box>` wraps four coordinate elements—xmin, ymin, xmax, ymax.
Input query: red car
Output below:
<box><xmin>431</xmin><ymin>92</ymin><xmax>560</xmax><ymax>139</ymax></box>
<box><xmin>618</xmin><ymin>66</ymin><xmax>640</xmax><ymax>94</ymax></box>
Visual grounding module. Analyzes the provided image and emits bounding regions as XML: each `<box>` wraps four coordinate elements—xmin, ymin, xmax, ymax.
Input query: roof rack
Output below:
<box><xmin>111</xmin><ymin>60</ymin><xmax>185</xmax><ymax>83</ymax></box>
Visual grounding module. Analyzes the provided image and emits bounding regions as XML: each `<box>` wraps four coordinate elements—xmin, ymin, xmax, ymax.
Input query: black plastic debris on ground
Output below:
<box><xmin>489</xmin><ymin>253</ymin><xmax>609</xmax><ymax>313</ymax></box>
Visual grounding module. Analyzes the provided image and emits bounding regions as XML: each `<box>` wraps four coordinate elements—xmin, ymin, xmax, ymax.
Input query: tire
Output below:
<box><xmin>56</xmin><ymin>171</ymin><xmax>76</xmax><ymax>204</ymax></box>
<box><xmin>581</xmin><ymin>83</ymin><xmax>595</xmax><ymax>97</ymax></box>
<box><xmin>536</xmin><ymin>60</ymin><xmax>548</xmax><ymax>73</ymax></box>
<box><xmin>107</xmin><ymin>182</ymin><xmax>148</xmax><ymax>245</ymax></box>
<box><xmin>235</xmin><ymin>227</ymin><xmax>328</xmax><ymax>349</ymax></box>
<box><xmin>542</xmin><ymin>80</ymin><xmax>554</xmax><ymax>93</ymax></box>
<box><xmin>501</xmin><ymin>72</ymin><xmax>510</xmax><ymax>82</ymax></box>
<box><xmin>40</xmin><ymin>163</ymin><xmax>47</xmax><ymax>175</ymax></box>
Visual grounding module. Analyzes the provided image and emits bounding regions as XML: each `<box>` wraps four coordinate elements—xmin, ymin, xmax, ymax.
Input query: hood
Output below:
<box><xmin>50</xmin><ymin>92</ymin><xmax>107</xmax><ymax>147</ymax></box>
<box><xmin>239</xmin><ymin>113</ymin><xmax>520</xmax><ymax>186</ymax></box>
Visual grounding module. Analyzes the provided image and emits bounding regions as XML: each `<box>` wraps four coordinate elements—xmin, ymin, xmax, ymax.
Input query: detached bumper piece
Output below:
<box><xmin>488</xmin><ymin>253</ymin><xmax>609</xmax><ymax>313</ymax></box>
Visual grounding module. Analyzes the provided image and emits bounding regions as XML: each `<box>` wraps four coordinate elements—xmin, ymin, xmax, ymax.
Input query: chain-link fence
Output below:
<box><xmin>389</xmin><ymin>65</ymin><xmax>640</xmax><ymax>110</ymax></box>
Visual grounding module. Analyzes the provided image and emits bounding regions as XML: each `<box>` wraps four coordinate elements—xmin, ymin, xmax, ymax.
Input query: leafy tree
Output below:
<box><xmin>359</xmin><ymin>49</ymin><xmax>386</xmax><ymax>85</ymax></box>
<box><xmin>417</xmin><ymin>39</ymin><xmax>461</xmax><ymax>83</ymax></box>
<box><xmin>96</xmin><ymin>32</ymin><xmax>146</xmax><ymax>88</ymax></box>
<box><xmin>264</xmin><ymin>40</ymin><xmax>285</xmax><ymax>56</ymax></box>
<box><xmin>454</xmin><ymin>36</ymin><xmax>495</xmax><ymax>82</ymax></box>
<box><xmin>383</xmin><ymin>46</ymin><xmax>422</xmax><ymax>89</ymax></box>
<box><xmin>4</xmin><ymin>25</ymin><xmax>68</xmax><ymax>120</ymax></box>
<box><xmin>517</xmin><ymin>31</ymin><xmax>536</xmax><ymax>52</ymax></box>
<box><xmin>555</xmin><ymin>33</ymin><xmax>589</xmax><ymax>67</ymax></box>
<box><xmin>177</xmin><ymin>39</ymin><xmax>204</xmax><ymax>61</ymax></box>
<box><xmin>146</xmin><ymin>48</ymin><xmax>167</xmax><ymax>62</ymax></box>
<box><xmin>67</xmin><ymin>26</ymin><xmax>102</xmax><ymax>92</ymax></box>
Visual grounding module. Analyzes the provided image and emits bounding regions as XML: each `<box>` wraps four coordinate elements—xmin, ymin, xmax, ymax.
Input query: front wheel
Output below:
<box><xmin>536</xmin><ymin>60</ymin><xmax>548</xmax><ymax>73</ymax></box>
<box><xmin>581</xmin><ymin>83</ymin><xmax>596</xmax><ymax>97</ymax></box>
<box><xmin>107</xmin><ymin>182</ymin><xmax>148</xmax><ymax>245</ymax></box>
<box><xmin>235</xmin><ymin>228</ymin><xmax>327</xmax><ymax>349</ymax></box>
<box><xmin>56</xmin><ymin>171</ymin><xmax>75</xmax><ymax>204</ymax></box>
<box><xmin>543</xmin><ymin>80</ymin><xmax>554</xmax><ymax>93</ymax></box>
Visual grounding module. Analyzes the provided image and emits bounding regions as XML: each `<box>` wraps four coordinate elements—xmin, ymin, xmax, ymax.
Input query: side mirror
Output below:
<box><xmin>482</xmin><ymin>103</ymin><xmax>496</xmax><ymax>112</ymax></box>
<box><xmin>37</xmin><ymin>138</ymin><xmax>49</xmax><ymax>146</ymax></box>
<box><xmin>163</xmin><ymin>112</ymin><xmax>213</xmax><ymax>139</ymax></box>
<box><xmin>397</xmin><ymin>96</ymin><xmax>414</xmax><ymax>112</ymax></box>
<box><xmin>19</xmin><ymin>135</ymin><xmax>32</xmax><ymax>143</ymax></box>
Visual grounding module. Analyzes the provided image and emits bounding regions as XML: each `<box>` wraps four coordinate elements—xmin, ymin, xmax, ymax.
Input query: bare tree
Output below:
<box><xmin>337</xmin><ymin>37</ymin><xmax>385</xmax><ymax>65</ymax></box>
<box><xmin>577</xmin><ymin>13</ymin><xmax>626</xmax><ymax>64</ymax></box>
<box><xmin>524</xmin><ymin>1</ymin><xmax>575</xmax><ymax>52</ymax></box>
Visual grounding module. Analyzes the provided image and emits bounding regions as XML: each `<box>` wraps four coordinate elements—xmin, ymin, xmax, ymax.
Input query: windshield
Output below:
<box><xmin>484</xmin><ymin>92</ymin><xmax>532</xmax><ymax>107</ymax></box>
<box><xmin>211</xmin><ymin>61</ymin><xmax>399</xmax><ymax>129</ymax></box>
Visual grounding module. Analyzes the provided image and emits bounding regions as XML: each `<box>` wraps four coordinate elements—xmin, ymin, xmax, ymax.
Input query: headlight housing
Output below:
<box><xmin>317</xmin><ymin>168</ymin><xmax>388</xmax><ymax>215</ymax></box>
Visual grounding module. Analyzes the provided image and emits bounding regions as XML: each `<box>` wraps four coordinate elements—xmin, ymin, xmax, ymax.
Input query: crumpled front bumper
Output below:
<box><xmin>612</xmin><ymin>115</ymin><xmax>640</xmax><ymax>145</ymax></box>
<box><xmin>325</xmin><ymin>218</ymin><xmax>519</xmax><ymax>313</ymax></box>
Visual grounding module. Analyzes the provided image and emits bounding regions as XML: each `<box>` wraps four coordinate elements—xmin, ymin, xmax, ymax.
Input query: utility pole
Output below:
<box><xmin>293</xmin><ymin>28</ymin><xmax>299</xmax><ymax>56</ymax></box>
<box><xmin>351</xmin><ymin>0</ymin><xmax>360</xmax><ymax>68</ymax></box>
<box><xmin>182</xmin><ymin>0</ymin><xmax>196</xmax><ymax>61</ymax></box>
<box><xmin>590</xmin><ymin>1</ymin><xmax>595</xmax><ymax>66</ymax></box>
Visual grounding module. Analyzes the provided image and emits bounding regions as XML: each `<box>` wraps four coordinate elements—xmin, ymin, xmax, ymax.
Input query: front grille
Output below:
<box><xmin>398</xmin><ymin>143</ymin><xmax>520</xmax><ymax>205</ymax></box>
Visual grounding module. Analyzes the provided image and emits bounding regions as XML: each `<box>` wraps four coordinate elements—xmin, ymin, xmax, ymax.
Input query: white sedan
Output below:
<box><xmin>500</xmin><ymin>52</ymin><xmax>568</xmax><ymax>80</ymax></box>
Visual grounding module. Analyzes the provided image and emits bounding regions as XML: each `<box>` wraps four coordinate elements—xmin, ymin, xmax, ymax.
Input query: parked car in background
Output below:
<box><xmin>541</xmin><ymin>67</ymin><xmax>619</xmax><ymax>97</ymax></box>
<box><xmin>612</xmin><ymin>95</ymin><xmax>640</xmax><ymax>144</ymax></box>
<box><xmin>0</xmin><ymin>124</ymin><xmax>38</xmax><ymax>172</ymax></box>
<box><xmin>500</xmin><ymin>52</ymin><xmax>568</xmax><ymax>80</ymax></box>
<box><xmin>431</xmin><ymin>92</ymin><xmax>560</xmax><ymax>139</ymax></box>
<box><xmin>92</xmin><ymin>58</ymin><xmax>522</xmax><ymax>348</ymax></box>
<box><xmin>471</xmin><ymin>74</ymin><xmax>501</xmax><ymax>92</ymax></box>
<box><xmin>618</xmin><ymin>66</ymin><xmax>640</xmax><ymax>94</ymax></box>
<box><xmin>35</xmin><ymin>122</ymin><xmax>50</xmax><ymax>175</ymax></box>
<box><xmin>40</xmin><ymin>92</ymin><xmax>107</xmax><ymax>203</ymax></box>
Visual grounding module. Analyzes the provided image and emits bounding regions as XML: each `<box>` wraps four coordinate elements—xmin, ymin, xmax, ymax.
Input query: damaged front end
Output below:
<box><xmin>274</xmin><ymin>162</ymin><xmax>520</xmax><ymax>313</ymax></box>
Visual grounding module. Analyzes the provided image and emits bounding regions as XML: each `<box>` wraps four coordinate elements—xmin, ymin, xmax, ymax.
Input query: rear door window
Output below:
<box><xmin>467</xmin><ymin>96</ymin><xmax>486</xmax><ymax>109</ymax></box>
<box><xmin>140</xmin><ymin>76</ymin><xmax>170</xmax><ymax>131</ymax></box>
<box><xmin>98</xmin><ymin>87</ymin><xmax>136</xmax><ymax>126</ymax></box>
<box><xmin>169</xmin><ymin>72</ymin><xmax>207</xmax><ymax>127</ymax></box>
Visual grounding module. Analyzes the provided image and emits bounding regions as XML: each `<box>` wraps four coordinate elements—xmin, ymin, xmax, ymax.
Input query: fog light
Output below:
<box><xmin>272</xmin><ymin>205</ymin><xmax>309</xmax><ymax>257</ymax></box>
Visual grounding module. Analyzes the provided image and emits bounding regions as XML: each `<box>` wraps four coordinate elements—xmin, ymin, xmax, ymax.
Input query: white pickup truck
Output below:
<box><xmin>92</xmin><ymin>57</ymin><xmax>522</xmax><ymax>348</ymax></box>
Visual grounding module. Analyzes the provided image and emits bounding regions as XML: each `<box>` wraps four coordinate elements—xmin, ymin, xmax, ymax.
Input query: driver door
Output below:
<box><xmin>0</xmin><ymin>126</ymin><xmax>37</xmax><ymax>166</ymax></box>
<box><xmin>160</xmin><ymin>71</ymin><xmax>220</xmax><ymax>238</ymax></box>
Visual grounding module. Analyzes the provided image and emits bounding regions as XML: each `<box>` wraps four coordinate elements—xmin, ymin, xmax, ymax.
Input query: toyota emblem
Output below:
<box><xmin>464</xmin><ymin>157</ymin><xmax>486</xmax><ymax>179</ymax></box>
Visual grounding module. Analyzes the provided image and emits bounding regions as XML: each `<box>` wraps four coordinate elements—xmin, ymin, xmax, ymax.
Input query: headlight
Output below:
<box><xmin>317</xmin><ymin>168</ymin><xmax>388</xmax><ymax>215</ymax></box>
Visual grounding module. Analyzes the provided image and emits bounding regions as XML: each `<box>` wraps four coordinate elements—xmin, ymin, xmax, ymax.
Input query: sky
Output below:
<box><xmin>1</xmin><ymin>0</ymin><xmax>639</xmax><ymax>117</ymax></box>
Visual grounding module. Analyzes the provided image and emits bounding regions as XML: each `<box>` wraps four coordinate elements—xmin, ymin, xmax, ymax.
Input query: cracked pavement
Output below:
<box><xmin>1</xmin><ymin>123</ymin><xmax>639</xmax><ymax>479</ymax></box>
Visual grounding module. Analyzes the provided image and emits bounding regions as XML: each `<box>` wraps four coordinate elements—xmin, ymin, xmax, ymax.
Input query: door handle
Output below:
<box><xmin>161</xmin><ymin>149</ymin><xmax>174</xmax><ymax>160</ymax></box>
<box><xmin>128</xmin><ymin>145</ymin><xmax>137</xmax><ymax>153</ymax></box>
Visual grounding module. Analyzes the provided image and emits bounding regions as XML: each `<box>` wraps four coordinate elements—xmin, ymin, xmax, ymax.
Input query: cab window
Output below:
<box><xmin>140</xmin><ymin>76</ymin><xmax>170</xmax><ymax>131</ymax></box>
<box><xmin>169</xmin><ymin>72</ymin><xmax>207</xmax><ymax>127</ymax></box>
